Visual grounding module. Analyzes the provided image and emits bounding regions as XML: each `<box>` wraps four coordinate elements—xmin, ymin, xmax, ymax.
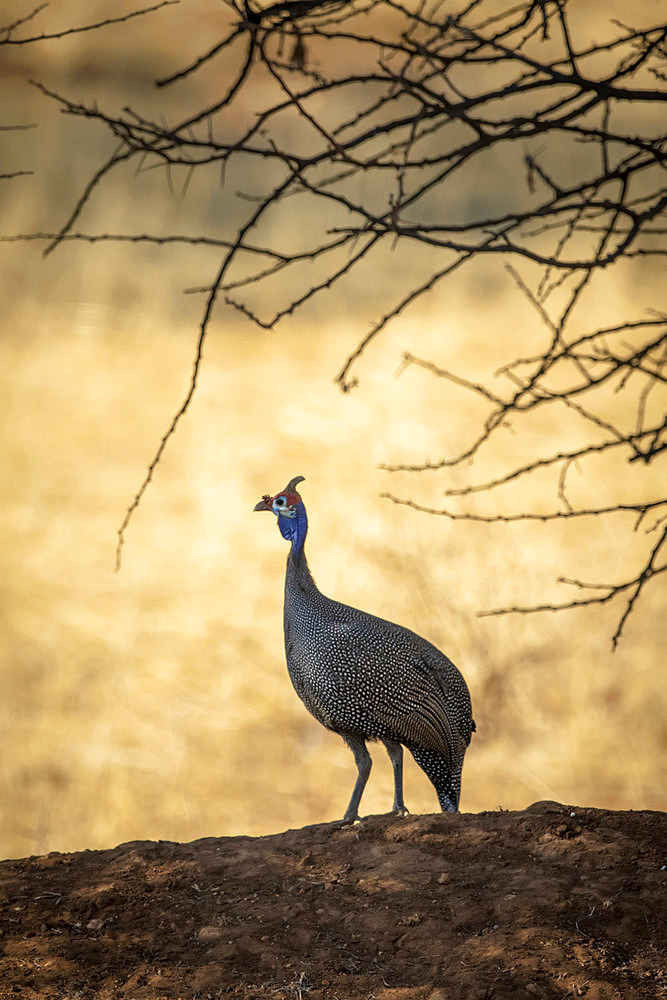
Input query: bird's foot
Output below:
<box><xmin>392</xmin><ymin>805</ymin><xmax>410</xmax><ymax>818</ymax></box>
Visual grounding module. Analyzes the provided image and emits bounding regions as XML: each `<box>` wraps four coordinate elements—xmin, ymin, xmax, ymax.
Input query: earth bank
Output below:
<box><xmin>0</xmin><ymin>802</ymin><xmax>664</xmax><ymax>1000</ymax></box>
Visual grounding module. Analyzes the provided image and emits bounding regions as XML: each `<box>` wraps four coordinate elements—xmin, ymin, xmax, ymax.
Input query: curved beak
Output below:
<box><xmin>253</xmin><ymin>494</ymin><xmax>274</xmax><ymax>512</ymax></box>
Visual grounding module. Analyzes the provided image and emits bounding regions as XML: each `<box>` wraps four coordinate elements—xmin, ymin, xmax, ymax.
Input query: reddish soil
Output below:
<box><xmin>0</xmin><ymin>802</ymin><xmax>664</xmax><ymax>1000</ymax></box>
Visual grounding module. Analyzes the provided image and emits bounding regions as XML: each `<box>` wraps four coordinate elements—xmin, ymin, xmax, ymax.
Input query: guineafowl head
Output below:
<box><xmin>254</xmin><ymin>475</ymin><xmax>307</xmax><ymax>553</ymax></box>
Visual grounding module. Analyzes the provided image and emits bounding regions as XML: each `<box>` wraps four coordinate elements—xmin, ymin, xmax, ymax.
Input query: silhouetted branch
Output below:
<box><xmin>477</xmin><ymin>526</ymin><xmax>667</xmax><ymax>650</ymax></box>
<box><xmin>1</xmin><ymin>4</ymin><xmax>172</xmax><ymax>185</ymax></box>
<box><xmin>381</xmin><ymin>494</ymin><xmax>667</xmax><ymax>527</ymax></box>
<box><xmin>115</xmin><ymin>166</ymin><xmax>298</xmax><ymax>569</ymax></box>
<box><xmin>0</xmin><ymin>1</ymin><xmax>178</xmax><ymax>45</ymax></box>
<box><xmin>10</xmin><ymin>0</ymin><xmax>666</xmax><ymax>640</ymax></box>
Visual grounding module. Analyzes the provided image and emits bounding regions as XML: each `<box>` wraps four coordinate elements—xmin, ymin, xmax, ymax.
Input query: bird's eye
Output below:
<box><xmin>275</xmin><ymin>497</ymin><xmax>285</xmax><ymax>506</ymax></box>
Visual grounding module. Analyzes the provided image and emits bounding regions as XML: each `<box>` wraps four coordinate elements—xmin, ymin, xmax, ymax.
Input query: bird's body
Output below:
<box><xmin>255</xmin><ymin>476</ymin><xmax>474</xmax><ymax>821</ymax></box>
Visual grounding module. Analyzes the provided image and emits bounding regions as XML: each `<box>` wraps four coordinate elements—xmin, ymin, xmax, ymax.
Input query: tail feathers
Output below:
<box><xmin>409</xmin><ymin>746</ymin><xmax>462</xmax><ymax>812</ymax></box>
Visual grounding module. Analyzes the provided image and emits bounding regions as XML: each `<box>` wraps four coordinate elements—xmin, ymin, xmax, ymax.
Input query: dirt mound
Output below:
<box><xmin>0</xmin><ymin>802</ymin><xmax>664</xmax><ymax>1000</ymax></box>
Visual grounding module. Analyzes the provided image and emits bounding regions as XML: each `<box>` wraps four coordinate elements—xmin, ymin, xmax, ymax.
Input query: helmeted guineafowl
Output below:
<box><xmin>254</xmin><ymin>476</ymin><xmax>475</xmax><ymax>822</ymax></box>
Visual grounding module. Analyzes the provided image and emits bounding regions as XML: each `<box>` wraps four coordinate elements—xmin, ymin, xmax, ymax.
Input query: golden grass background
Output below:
<box><xmin>1</xmin><ymin>0</ymin><xmax>665</xmax><ymax>861</ymax></box>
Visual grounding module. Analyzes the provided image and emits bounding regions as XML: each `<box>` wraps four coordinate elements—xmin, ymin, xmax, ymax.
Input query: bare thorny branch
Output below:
<box><xmin>0</xmin><ymin>2</ymin><xmax>179</xmax><ymax>184</ymax></box>
<box><xmin>10</xmin><ymin>0</ymin><xmax>667</xmax><ymax>644</ymax></box>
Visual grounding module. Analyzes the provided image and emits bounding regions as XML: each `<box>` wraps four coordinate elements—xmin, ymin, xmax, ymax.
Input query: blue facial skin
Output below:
<box><xmin>274</xmin><ymin>496</ymin><xmax>308</xmax><ymax>555</ymax></box>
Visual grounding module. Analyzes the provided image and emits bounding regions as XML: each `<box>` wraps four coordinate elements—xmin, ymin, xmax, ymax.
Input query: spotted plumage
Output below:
<box><xmin>254</xmin><ymin>476</ymin><xmax>475</xmax><ymax>822</ymax></box>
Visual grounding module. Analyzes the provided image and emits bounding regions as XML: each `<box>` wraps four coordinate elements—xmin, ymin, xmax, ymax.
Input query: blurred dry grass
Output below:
<box><xmin>0</xmin><ymin>0</ymin><xmax>665</xmax><ymax>860</ymax></box>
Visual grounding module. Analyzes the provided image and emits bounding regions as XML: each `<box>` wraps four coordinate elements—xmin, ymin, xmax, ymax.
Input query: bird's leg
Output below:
<box><xmin>340</xmin><ymin>734</ymin><xmax>372</xmax><ymax>823</ymax></box>
<box><xmin>382</xmin><ymin>739</ymin><xmax>409</xmax><ymax>816</ymax></box>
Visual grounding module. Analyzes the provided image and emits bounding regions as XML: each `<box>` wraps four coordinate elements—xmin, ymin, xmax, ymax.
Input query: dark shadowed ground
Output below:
<box><xmin>0</xmin><ymin>802</ymin><xmax>664</xmax><ymax>1000</ymax></box>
